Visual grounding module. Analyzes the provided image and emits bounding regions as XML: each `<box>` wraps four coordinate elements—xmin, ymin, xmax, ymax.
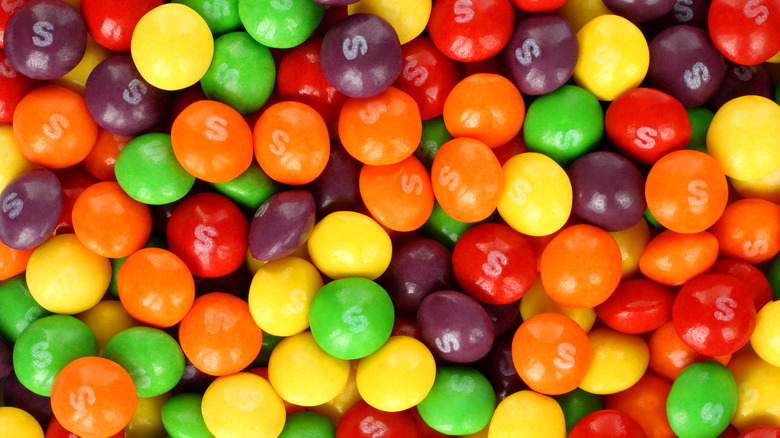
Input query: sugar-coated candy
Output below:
<box><xmin>666</xmin><ymin>361</ymin><xmax>737</xmax><ymax>437</ymax></box>
<box><xmin>427</xmin><ymin>0</ymin><xmax>514</xmax><ymax>63</ymax></box>
<box><xmin>172</xmin><ymin>0</ymin><xmax>240</xmax><ymax>36</ymax></box>
<box><xmin>81</xmin><ymin>0</ymin><xmax>161</xmax><ymax>51</ymax></box>
<box><xmin>416</xmin><ymin>366</ymin><xmax>496</xmax><ymax>435</ymax></box>
<box><xmin>488</xmin><ymin>390</ymin><xmax>567</xmax><ymax>438</ymax></box>
<box><xmin>0</xmin><ymin>169</ymin><xmax>63</xmax><ymax>251</ymax></box>
<box><xmin>0</xmin><ymin>406</ymin><xmax>44</xmax><ymax>438</ymax></box>
<box><xmin>201</xmin><ymin>372</ymin><xmax>285</xmax><ymax>438</ymax></box>
<box><xmin>160</xmin><ymin>393</ymin><xmax>213</xmax><ymax>438</ymax></box>
<box><xmin>578</xmin><ymin>328</ymin><xmax>649</xmax><ymax>394</ymax></box>
<box><xmin>238</xmin><ymin>0</ymin><xmax>323</xmax><ymax>49</ymax></box>
<box><xmin>569</xmin><ymin>409</ymin><xmax>647</xmax><ymax>438</ymax></box>
<box><xmin>394</xmin><ymin>36</ymin><xmax>459</xmax><ymax>121</ymax></box>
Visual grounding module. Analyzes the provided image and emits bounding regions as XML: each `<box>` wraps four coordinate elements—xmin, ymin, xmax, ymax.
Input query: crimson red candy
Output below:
<box><xmin>320</xmin><ymin>13</ymin><xmax>402</xmax><ymax>98</ymax></box>
<box><xmin>85</xmin><ymin>54</ymin><xmax>169</xmax><ymax>136</ymax></box>
<box><xmin>569</xmin><ymin>409</ymin><xmax>647</xmax><ymax>438</ymax></box>
<box><xmin>81</xmin><ymin>0</ymin><xmax>162</xmax><ymax>51</ymax></box>
<box><xmin>377</xmin><ymin>237</ymin><xmax>457</xmax><ymax>316</ymax></box>
<box><xmin>166</xmin><ymin>192</ymin><xmax>248</xmax><ymax>278</ymax></box>
<box><xmin>605</xmin><ymin>87</ymin><xmax>691</xmax><ymax>164</ymax></box>
<box><xmin>596</xmin><ymin>279</ymin><xmax>674</xmax><ymax>334</ymax></box>
<box><xmin>417</xmin><ymin>290</ymin><xmax>494</xmax><ymax>363</ymax></box>
<box><xmin>336</xmin><ymin>400</ymin><xmax>419</xmax><ymax>438</ymax></box>
<box><xmin>707</xmin><ymin>61</ymin><xmax>774</xmax><ymax>110</ymax></box>
<box><xmin>0</xmin><ymin>0</ymin><xmax>30</xmax><ymax>50</ymax></box>
<box><xmin>568</xmin><ymin>151</ymin><xmax>646</xmax><ymax>231</ymax></box>
<box><xmin>708</xmin><ymin>0</ymin><xmax>780</xmax><ymax>65</ymax></box>
<box><xmin>740</xmin><ymin>425</ymin><xmax>780</xmax><ymax>437</ymax></box>
<box><xmin>502</xmin><ymin>14</ymin><xmax>577</xmax><ymax>96</ymax></box>
<box><xmin>710</xmin><ymin>258</ymin><xmax>773</xmax><ymax>313</ymax></box>
<box><xmin>647</xmin><ymin>25</ymin><xmax>726</xmax><ymax>107</ymax></box>
<box><xmin>248</xmin><ymin>190</ymin><xmax>315</xmax><ymax>262</ymax></box>
<box><xmin>3</xmin><ymin>0</ymin><xmax>86</xmax><ymax>80</ymax></box>
<box><xmin>393</xmin><ymin>35</ymin><xmax>460</xmax><ymax>120</ymax></box>
<box><xmin>476</xmin><ymin>332</ymin><xmax>526</xmax><ymax>402</ymax></box>
<box><xmin>52</xmin><ymin>165</ymin><xmax>98</xmax><ymax>235</ymax></box>
<box><xmin>672</xmin><ymin>273</ymin><xmax>757</xmax><ymax>356</ymax></box>
<box><xmin>0</xmin><ymin>169</ymin><xmax>62</xmax><ymax>250</ymax></box>
<box><xmin>306</xmin><ymin>142</ymin><xmax>362</xmax><ymax>219</ymax></box>
<box><xmin>452</xmin><ymin>223</ymin><xmax>537</xmax><ymax>305</ymax></box>
<box><xmin>427</xmin><ymin>0</ymin><xmax>515</xmax><ymax>62</ymax></box>
<box><xmin>0</xmin><ymin>50</ymin><xmax>41</xmax><ymax>123</ymax></box>
<box><xmin>604</xmin><ymin>0</ymin><xmax>675</xmax><ymax>22</ymax></box>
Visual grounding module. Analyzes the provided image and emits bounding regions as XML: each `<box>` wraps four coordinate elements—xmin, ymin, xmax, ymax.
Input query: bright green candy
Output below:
<box><xmin>417</xmin><ymin>366</ymin><xmax>496</xmax><ymax>435</ymax></box>
<box><xmin>644</xmin><ymin>207</ymin><xmax>665</xmax><ymax>230</ymax></box>
<box><xmin>422</xmin><ymin>201</ymin><xmax>479</xmax><ymax>250</ymax></box>
<box><xmin>0</xmin><ymin>275</ymin><xmax>51</xmax><ymax>344</ymax></box>
<box><xmin>767</xmin><ymin>253</ymin><xmax>780</xmax><ymax>301</ymax></box>
<box><xmin>161</xmin><ymin>393</ymin><xmax>215</xmax><ymax>438</ymax></box>
<box><xmin>415</xmin><ymin>116</ymin><xmax>453</xmax><ymax>169</ymax></box>
<box><xmin>115</xmin><ymin>133</ymin><xmax>196</xmax><ymax>205</ymax></box>
<box><xmin>200</xmin><ymin>32</ymin><xmax>276</xmax><ymax>116</ymax></box>
<box><xmin>667</xmin><ymin>361</ymin><xmax>737</xmax><ymax>438</ymax></box>
<box><xmin>210</xmin><ymin>162</ymin><xmax>281</xmax><ymax>211</ymax></box>
<box><xmin>102</xmin><ymin>326</ymin><xmax>185</xmax><ymax>397</ymax></box>
<box><xmin>12</xmin><ymin>315</ymin><xmax>97</xmax><ymax>396</ymax></box>
<box><xmin>685</xmin><ymin>107</ymin><xmax>714</xmax><ymax>154</ymax></box>
<box><xmin>108</xmin><ymin>234</ymin><xmax>167</xmax><ymax>297</ymax></box>
<box><xmin>309</xmin><ymin>277</ymin><xmax>394</xmax><ymax>360</ymax></box>
<box><xmin>173</xmin><ymin>0</ymin><xmax>241</xmax><ymax>36</ymax></box>
<box><xmin>278</xmin><ymin>412</ymin><xmax>336</xmax><ymax>438</ymax></box>
<box><xmin>553</xmin><ymin>388</ymin><xmax>603</xmax><ymax>432</ymax></box>
<box><xmin>238</xmin><ymin>0</ymin><xmax>324</xmax><ymax>49</ymax></box>
<box><xmin>523</xmin><ymin>85</ymin><xmax>604</xmax><ymax>167</ymax></box>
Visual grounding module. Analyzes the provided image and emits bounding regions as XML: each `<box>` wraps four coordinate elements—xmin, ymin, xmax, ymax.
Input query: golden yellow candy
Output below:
<box><xmin>348</xmin><ymin>0</ymin><xmax>431</xmax><ymax>44</ymax></box>
<box><xmin>707</xmin><ymin>95</ymin><xmax>780</xmax><ymax>181</ymax></box>
<box><xmin>730</xmin><ymin>165</ymin><xmax>780</xmax><ymax>204</ymax></box>
<box><xmin>130</xmin><ymin>4</ymin><xmax>214</xmax><ymax>91</ymax></box>
<box><xmin>308</xmin><ymin>362</ymin><xmax>361</xmax><ymax>424</ymax></box>
<box><xmin>202</xmin><ymin>372</ymin><xmax>286</xmax><ymax>438</ymax></box>
<box><xmin>729</xmin><ymin>351</ymin><xmax>780</xmax><ymax>430</ymax></box>
<box><xmin>0</xmin><ymin>124</ymin><xmax>36</xmax><ymax>192</ymax></box>
<box><xmin>557</xmin><ymin>0</ymin><xmax>612</xmax><ymax>32</ymax></box>
<box><xmin>26</xmin><ymin>234</ymin><xmax>111</xmax><ymax>315</ymax></box>
<box><xmin>608</xmin><ymin>218</ymin><xmax>651</xmax><ymax>280</ymax></box>
<box><xmin>0</xmin><ymin>407</ymin><xmax>44</xmax><ymax>438</ymax></box>
<box><xmin>498</xmin><ymin>152</ymin><xmax>572</xmax><ymax>237</ymax></box>
<box><xmin>488</xmin><ymin>390</ymin><xmax>566</xmax><ymax>438</ymax></box>
<box><xmin>77</xmin><ymin>300</ymin><xmax>139</xmax><ymax>355</ymax></box>
<box><xmin>751</xmin><ymin>301</ymin><xmax>780</xmax><ymax>367</ymax></box>
<box><xmin>268</xmin><ymin>331</ymin><xmax>351</xmax><ymax>406</ymax></box>
<box><xmin>519</xmin><ymin>278</ymin><xmax>596</xmax><ymax>332</ymax></box>
<box><xmin>125</xmin><ymin>393</ymin><xmax>170</xmax><ymax>438</ymax></box>
<box><xmin>50</xmin><ymin>36</ymin><xmax>112</xmax><ymax>94</ymax></box>
<box><xmin>579</xmin><ymin>327</ymin><xmax>649</xmax><ymax>394</ymax></box>
<box><xmin>356</xmin><ymin>336</ymin><xmax>435</xmax><ymax>412</ymax></box>
<box><xmin>308</xmin><ymin>211</ymin><xmax>392</xmax><ymax>280</ymax></box>
<box><xmin>573</xmin><ymin>15</ymin><xmax>649</xmax><ymax>101</ymax></box>
<box><xmin>248</xmin><ymin>256</ymin><xmax>323</xmax><ymax>337</ymax></box>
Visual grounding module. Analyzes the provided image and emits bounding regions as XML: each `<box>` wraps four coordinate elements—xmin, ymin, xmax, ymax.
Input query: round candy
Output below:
<box><xmin>336</xmin><ymin>400</ymin><xmax>418</xmax><ymax>438</ymax></box>
<box><xmin>4</xmin><ymin>0</ymin><xmax>86</xmax><ymax>80</ymax></box>
<box><xmin>347</xmin><ymin>0</ymin><xmax>431</xmax><ymax>45</ymax></box>
<box><xmin>76</xmin><ymin>300</ymin><xmax>138</xmax><ymax>356</ymax></box>
<box><xmin>512</xmin><ymin>313</ymin><xmax>592</xmax><ymax>395</ymax></box>
<box><xmin>26</xmin><ymin>234</ymin><xmax>110</xmax><ymax>315</ymax></box>
<box><xmin>0</xmin><ymin>50</ymin><xmax>41</xmax><ymax>124</ymax></box>
<box><xmin>430</xmin><ymin>137</ymin><xmax>504</xmax><ymax>223</ymax></box>
<box><xmin>82</xmin><ymin>129</ymin><xmax>130</xmax><ymax>182</ymax></box>
<box><xmin>51</xmin><ymin>356</ymin><xmax>138</xmax><ymax>438</ymax></box>
<box><xmin>309</xmin><ymin>277</ymin><xmax>394</xmax><ymax>360</ymax></box>
<box><xmin>488</xmin><ymin>390</ymin><xmax>567</xmax><ymax>437</ymax></box>
<box><xmin>596</xmin><ymin>279</ymin><xmax>673</xmax><ymax>334</ymax></box>
<box><xmin>639</xmin><ymin>230</ymin><xmax>719</xmax><ymax>286</ymax></box>
<box><xmin>645</xmin><ymin>149</ymin><xmax>728</xmax><ymax>233</ymax></box>
<box><xmin>569</xmin><ymin>409</ymin><xmax>647</xmax><ymax>438</ymax></box>
<box><xmin>572</xmin><ymin>15</ymin><xmax>649</xmax><ymax>101</ymax></box>
<box><xmin>0</xmin><ymin>407</ymin><xmax>44</xmax><ymax>438</ymax></box>
<box><xmin>2</xmin><ymin>370</ymin><xmax>53</xmax><ymax>428</ymax></box>
<box><xmin>711</xmin><ymin>258</ymin><xmax>773</xmax><ymax>312</ymax></box>
<box><xmin>708</xmin><ymin>0</ymin><xmax>780</xmax><ymax>65</ymax></box>
<box><xmin>707</xmin><ymin>95</ymin><xmax>780</xmax><ymax>181</ymax></box>
<box><xmin>519</xmin><ymin>278</ymin><xmax>598</xmax><ymax>333</ymax></box>
<box><xmin>497</xmin><ymin>152</ymin><xmax>572</xmax><ymax>236</ymax></box>
<box><xmin>248</xmin><ymin>190</ymin><xmax>316</xmax><ymax>262</ymax></box>
<box><xmin>279</xmin><ymin>411</ymin><xmax>336</xmax><ymax>438</ymax></box>
<box><xmin>569</xmin><ymin>151</ymin><xmax>646</xmax><ymax>231</ymax></box>
<box><xmin>12</xmin><ymin>315</ymin><xmax>97</xmax><ymax>397</ymax></box>
<box><xmin>307</xmin><ymin>142</ymin><xmax>362</xmax><ymax>218</ymax></box>
<box><xmin>0</xmin><ymin>275</ymin><xmax>50</xmax><ymax>343</ymax></box>
<box><xmin>416</xmin><ymin>366</ymin><xmax>496</xmax><ymax>435</ymax></box>
<box><xmin>172</xmin><ymin>0</ymin><xmax>241</xmax><ymax>36</ymax></box>
<box><xmin>0</xmin><ymin>124</ymin><xmax>35</xmax><ymax>192</ymax></box>
<box><xmin>238</xmin><ymin>0</ymin><xmax>323</xmax><ymax>49</ymax></box>
<box><xmin>268</xmin><ymin>331</ymin><xmax>351</xmax><ymax>406</ymax></box>
<box><xmin>578</xmin><ymin>328</ymin><xmax>648</xmax><ymax>394</ymax></box>
<box><xmin>81</xmin><ymin>0</ymin><xmax>161</xmax><ymax>51</ymax></box>
<box><xmin>179</xmin><ymin>292</ymin><xmax>262</xmax><ymax>376</ymax></box>
<box><xmin>320</xmin><ymin>13</ymin><xmax>402</xmax><ymax>98</ymax></box>
<box><xmin>211</xmin><ymin>162</ymin><xmax>282</xmax><ymax>212</ymax></box>
<box><xmin>673</xmin><ymin>273</ymin><xmax>756</xmax><ymax>356</ymax></box>
<box><xmin>130</xmin><ymin>3</ymin><xmax>214</xmax><ymax>90</ymax></box>
<box><xmin>451</xmin><ymin>223</ymin><xmax>537</xmax><ymax>305</ymax></box>
<box><xmin>729</xmin><ymin>351</ymin><xmax>780</xmax><ymax>431</ymax></box>
<box><xmin>750</xmin><ymin>300</ymin><xmax>780</xmax><ymax>367</ymax></box>
<box><xmin>307</xmin><ymin>211</ymin><xmax>392</xmax><ymax>280</ymax></box>
<box><xmin>709</xmin><ymin>61</ymin><xmax>774</xmax><ymax>111</ymax></box>
<box><xmin>604</xmin><ymin>374</ymin><xmax>675</xmax><ymax>438</ymax></box>
<box><xmin>523</xmin><ymin>85</ymin><xmax>603</xmax><ymax>167</ymax></box>
<box><xmin>503</xmin><ymin>14</ymin><xmax>578</xmax><ymax>95</ymax></box>
<box><xmin>427</xmin><ymin>0</ymin><xmax>514</xmax><ymax>62</ymax></box>
<box><xmin>161</xmin><ymin>393</ymin><xmax>212</xmax><ymax>438</ymax></box>
<box><xmin>171</xmin><ymin>99</ymin><xmax>253</xmax><ymax>183</ymax></box>
<box><xmin>710</xmin><ymin>198</ymin><xmax>780</xmax><ymax>264</ymax></box>
<box><xmin>356</xmin><ymin>336</ymin><xmax>436</xmax><ymax>412</ymax></box>
<box><xmin>0</xmin><ymin>169</ymin><xmax>62</xmax><ymax>250</ymax></box>
<box><xmin>417</xmin><ymin>290</ymin><xmax>494</xmax><ymax>363</ymax></box>
<box><xmin>666</xmin><ymin>361</ymin><xmax>737</xmax><ymax>437</ymax></box>
<box><xmin>202</xmin><ymin>372</ymin><xmax>286</xmax><ymax>438</ymax></box>
<box><xmin>102</xmin><ymin>327</ymin><xmax>185</xmax><ymax>398</ymax></box>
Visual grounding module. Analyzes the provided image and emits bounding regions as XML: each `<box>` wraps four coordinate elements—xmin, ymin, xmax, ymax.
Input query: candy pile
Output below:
<box><xmin>1</xmin><ymin>0</ymin><xmax>780</xmax><ymax>437</ymax></box>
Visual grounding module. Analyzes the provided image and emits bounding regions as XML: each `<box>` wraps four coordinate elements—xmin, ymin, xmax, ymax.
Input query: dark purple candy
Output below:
<box><xmin>306</xmin><ymin>142</ymin><xmax>362</xmax><ymax>220</ymax></box>
<box><xmin>377</xmin><ymin>237</ymin><xmax>457</xmax><ymax>316</ymax></box>
<box><xmin>248</xmin><ymin>190</ymin><xmax>315</xmax><ymax>262</ymax></box>
<box><xmin>476</xmin><ymin>332</ymin><xmax>527</xmax><ymax>402</ymax></box>
<box><xmin>0</xmin><ymin>336</ymin><xmax>12</xmax><ymax>380</ymax></box>
<box><xmin>171</xmin><ymin>359</ymin><xmax>217</xmax><ymax>393</ymax></box>
<box><xmin>3</xmin><ymin>371</ymin><xmax>53</xmax><ymax>427</ymax></box>
<box><xmin>85</xmin><ymin>54</ymin><xmax>169</xmax><ymax>136</ymax></box>
<box><xmin>603</xmin><ymin>0</ymin><xmax>675</xmax><ymax>22</ymax></box>
<box><xmin>481</xmin><ymin>302</ymin><xmax>520</xmax><ymax>338</ymax></box>
<box><xmin>3</xmin><ymin>0</ymin><xmax>86</xmax><ymax>80</ymax></box>
<box><xmin>707</xmin><ymin>61</ymin><xmax>773</xmax><ymax>111</ymax></box>
<box><xmin>503</xmin><ymin>14</ymin><xmax>578</xmax><ymax>96</ymax></box>
<box><xmin>645</xmin><ymin>0</ymin><xmax>711</xmax><ymax>34</ymax></box>
<box><xmin>0</xmin><ymin>169</ymin><xmax>63</xmax><ymax>250</ymax></box>
<box><xmin>320</xmin><ymin>13</ymin><xmax>402</xmax><ymax>98</ymax></box>
<box><xmin>194</xmin><ymin>264</ymin><xmax>252</xmax><ymax>297</ymax></box>
<box><xmin>417</xmin><ymin>290</ymin><xmax>494</xmax><ymax>363</ymax></box>
<box><xmin>647</xmin><ymin>25</ymin><xmax>725</xmax><ymax>107</ymax></box>
<box><xmin>569</xmin><ymin>151</ymin><xmax>646</xmax><ymax>231</ymax></box>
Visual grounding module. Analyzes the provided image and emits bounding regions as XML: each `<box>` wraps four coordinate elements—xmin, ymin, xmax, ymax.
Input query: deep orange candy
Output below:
<box><xmin>647</xmin><ymin>320</ymin><xmax>731</xmax><ymax>382</ymax></box>
<box><xmin>82</xmin><ymin>128</ymin><xmax>132</xmax><ymax>182</ymax></box>
<box><xmin>638</xmin><ymin>230</ymin><xmax>719</xmax><ymax>286</ymax></box>
<box><xmin>709</xmin><ymin>198</ymin><xmax>780</xmax><ymax>264</ymax></box>
<box><xmin>604</xmin><ymin>374</ymin><xmax>676</xmax><ymax>438</ymax></box>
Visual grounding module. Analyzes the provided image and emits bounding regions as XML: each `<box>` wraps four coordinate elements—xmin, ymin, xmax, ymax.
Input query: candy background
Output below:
<box><xmin>1</xmin><ymin>0</ymin><xmax>780</xmax><ymax>437</ymax></box>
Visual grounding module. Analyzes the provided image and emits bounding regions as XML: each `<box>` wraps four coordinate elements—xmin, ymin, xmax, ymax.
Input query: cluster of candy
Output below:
<box><xmin>1</xmin><ymin>0</ymin><xmax>780</xmax><ymax>437</ymax></box>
